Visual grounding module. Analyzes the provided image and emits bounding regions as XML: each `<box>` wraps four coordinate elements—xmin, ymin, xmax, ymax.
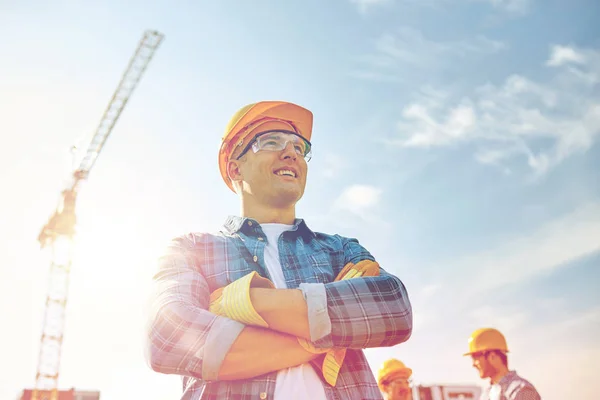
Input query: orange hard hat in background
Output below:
<box><xmin>218</xmin><ymin>101</ymin><xmax>314</xmax><ymax>192</ymax></box>
<box><xmin>464</xmin><ymin>327</ymin><xmax>509</xmax><ymax>356</ymax></box>
<box><xmin>377</xmin><ymin>358</ymin><xmax>413</xmax><ymax>391</ymax></box>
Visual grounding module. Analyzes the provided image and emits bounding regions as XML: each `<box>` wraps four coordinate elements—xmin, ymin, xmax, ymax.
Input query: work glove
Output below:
<box><xmin>336</xmin><ymin>259</ymin><xmax>380</xmax><ymax>281</ymax></box>
<box><xmin>209</xmin><ymin>271</ymin><xmax>275</xmax><ymax>328</ymax></box>
<box><xmin>299</xmin><ymin>259</ymin><xmax>380</xmax><ymax>386</ymax></box>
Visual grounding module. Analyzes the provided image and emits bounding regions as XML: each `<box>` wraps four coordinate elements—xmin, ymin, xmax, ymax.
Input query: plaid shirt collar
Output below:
<box><xmin>498</xmin><ymin>370</ymin><xmax>518</xmax><ymax>385</ymax></box>
<box><xmin>223</xmin><ymin>215</ymin><xmax>317</xmax><ymax>240</ymax></box>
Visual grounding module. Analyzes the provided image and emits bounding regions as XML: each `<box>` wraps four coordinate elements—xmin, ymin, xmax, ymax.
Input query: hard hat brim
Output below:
<box><xmin>463</xmin><ymin>349</ymin><xmax>509</xmax><ymax>356</ymax></box>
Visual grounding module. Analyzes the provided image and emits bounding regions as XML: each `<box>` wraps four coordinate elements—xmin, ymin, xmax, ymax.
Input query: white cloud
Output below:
<box><xmin>350</xmin><ymin>0</ymin><xmax>392</xmax><ymax>13</ymax></box>
<box><xmin>350</xmin><ymin>0</ymin><xmax>533</xmax><ymax>15</ymax></box>
<box><xmin>334</xmin><ymin>184</ymin><xmax>383</xmax><ymax>215</ymax></box>
<box><xmin>547</xmin><ymin>44</ymin><xmax>600</xmax><ymax>85</ymax></box>
<box><xmin>546</xmin><ymin>45</ymin><xmax>586</xmax><ymax>67</ymax></box>
<box><xmin>401</xmin><ymin>103</ymin><xmax>477</xmax><ymax>147</ymax></box>
<box><xmin>449</xmin><ymin>201</ymin><xmax>600</xmax><ymax>293</ymax></box>
<box><xmin>379</xmin><ymin>28</ymin><xmax>506</xmax><ymax>63</ymax></box>
<box><xmin>391</xmin><ymin>44</ymin><xmax>600</xmax><ymax>175</ymax></box>
<box><xmin>476</xmin><ymin>0</ymin><xmax>531</xmax><ymax>14</ymax></box>
<box><xmin>354</xmin><ymin>28</ymin><xmax>507</xmax><ymax>82</ymax></box>
<box><xmin>386</xmin><ymin>201</ymin><xmax>600</xmax><ymax>330</ymax></box>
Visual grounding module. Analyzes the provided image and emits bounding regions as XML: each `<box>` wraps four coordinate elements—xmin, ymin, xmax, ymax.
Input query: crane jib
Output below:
<box><xmin>31</xmin><ymin>30</ymin><xmax>164</xmax><ymax>400</ymax></box>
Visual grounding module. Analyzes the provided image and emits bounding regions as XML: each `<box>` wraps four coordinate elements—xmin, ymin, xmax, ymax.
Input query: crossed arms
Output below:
<box><xmin>145</xmin><ymin>234</ymin><xmax>413</xmax><ymax>381</ymax></box>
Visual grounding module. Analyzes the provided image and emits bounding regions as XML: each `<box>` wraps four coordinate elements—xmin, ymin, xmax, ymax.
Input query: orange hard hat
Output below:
<box><xmin>464</xmin><ymin>327</ymin><xmax>509</xmax><ymax>356</ymax></box>
<box><xmin>377</xmin><ymin>359</ymin><xmax>412</xmax><ymax>391</ymax></box>
<box><xmin>218</xmin><ymin>101</ymin><xmax>314</xmax><ymax>192</ymax></box>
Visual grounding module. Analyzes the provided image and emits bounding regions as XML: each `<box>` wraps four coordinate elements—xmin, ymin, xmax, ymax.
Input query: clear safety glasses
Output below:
<box><xmin>384</xmin><ymin>377</ymin><xmax>412</xmax><ymax>390</ymax></box>
<box><xmin>236</xmin><ymin>130</ymin><xmax>312</xmax><ymax>162</ymax></box>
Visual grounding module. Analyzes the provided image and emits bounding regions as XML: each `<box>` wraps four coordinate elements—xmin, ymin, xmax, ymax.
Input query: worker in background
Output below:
<box><xmin>377</xmin><ymin>359</ymin><xmax>413</xmax><ymax>400</ymax></box>
<box><xmin>464</xmin><ymin>328</ymin><xmax>541</xmax><ymax>400</ymax></box>
<box><xmin>145</xmin><ymin>101</ymin><xmax>413</xmax><ymax>399</ymax></box>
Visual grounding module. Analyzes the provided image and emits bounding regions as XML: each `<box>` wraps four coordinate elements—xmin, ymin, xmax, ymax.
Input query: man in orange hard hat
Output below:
<box><xmin>464</xmin><ymin>328</ymin><xmax>541</xmax><ymax>400</ymax></box>
<box><xmin>377</xmin><ymin>359</ymin><xmax>413</xmax><ymax>400</ymax></box>
<box><xmin>146</xmin><ymin>101</ymin><xmax>413</xmax><ymax>400</ymax></box>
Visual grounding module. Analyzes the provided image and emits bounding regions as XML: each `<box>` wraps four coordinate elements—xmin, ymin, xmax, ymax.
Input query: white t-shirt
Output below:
<box><xmin>260</xmin><ymin>223</ymin><xmax>327</xmax><ymax>400</ymax></box>
<box><xmin>488</xmin><ymin>383</ymin><xmax>502</xmax><ymax>400</ymax></box>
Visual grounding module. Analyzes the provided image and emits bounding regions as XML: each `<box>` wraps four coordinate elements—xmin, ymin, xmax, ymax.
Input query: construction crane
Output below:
<box><xmin>28</xmin><ymin>30</ymin><xmax>164</xmax><ymax>400</ymax></box>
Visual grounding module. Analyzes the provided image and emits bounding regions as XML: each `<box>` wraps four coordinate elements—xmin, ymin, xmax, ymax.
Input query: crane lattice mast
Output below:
<box><xmin>32</xmin><ymin>30</ymin><xmax>164</xmax><ymax>400</ymax></box>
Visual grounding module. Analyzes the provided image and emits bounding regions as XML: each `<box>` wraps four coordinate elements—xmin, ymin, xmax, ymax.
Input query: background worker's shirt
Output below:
<box><xmin>260</xmin><ymin>223</ymin><xmax>327</xmax><ymax>400</ymax></box>
<box><xmin>146</xmin><ymin>216</ymin><xmax>413</xmax><ymax>400</ymax></box>
<box><xmin>482</xmin><ymin>371</ymin><xmax>541</xmax><ymax>400</ymax></box>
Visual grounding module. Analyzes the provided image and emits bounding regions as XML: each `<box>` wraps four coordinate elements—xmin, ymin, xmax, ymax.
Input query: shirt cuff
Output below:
<box><xmin>201</xmin><ymin>316</ymin><xmax>245</xmax><ymax>380</ymax></box>
<box><xmin>298</xmin><ymin>282</ymin><xmax>331</xmax><ymax>342</ymax></box>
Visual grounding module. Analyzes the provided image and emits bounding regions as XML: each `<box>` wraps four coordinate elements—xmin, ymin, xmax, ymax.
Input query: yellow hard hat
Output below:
<box><xmin>464</xmin><ymin>327</ymin><xmax>509</xmax><ymax>356</ymax></box>
<box><xmin>218</xmin><ymin>101</ymin><xmax>314</xmax><ymax>192</ymax></box>
<box><xmin>377</xmin><ymin>359</ymin><xmax>412</xmax><ymax>391</ymax></box>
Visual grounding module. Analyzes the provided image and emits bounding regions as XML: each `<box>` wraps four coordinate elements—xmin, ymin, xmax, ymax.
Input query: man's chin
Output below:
<box><xmin>269</xmin><ymin>188</ymin><xmax>303</xmax><ymax>207</ymax></box>
<box><xmin>275</xmin><ymin>186</ymin><xmax>303</xmax><ymax>200</ymax></box>
<box><xmin>393</xmin><ymin>390</ymin><xmax>411</xmax><ymax>400</ymax></box>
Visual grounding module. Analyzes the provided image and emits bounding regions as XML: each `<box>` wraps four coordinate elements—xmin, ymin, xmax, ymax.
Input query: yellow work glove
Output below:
<box><xmin>297</xmin><ymin>337</ymin><xmax>330</xmax><ymax>354</ymax></box>
<box><xmin>209</xmin><ymin>271</ymin><xmax>275</xmax><ymax>328</ymax></box>
<box><xmin>300</xmin><ymin>260</ymin><xmax>380</xmax><ymax>386</ymax></box>
<box><xmin>336</xmin><ymin>259</ymin><xmax>380</xmax><ymax>281</ymax></box>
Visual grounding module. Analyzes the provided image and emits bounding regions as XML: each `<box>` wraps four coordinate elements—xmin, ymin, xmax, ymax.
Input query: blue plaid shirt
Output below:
<box><xmin>146</xmin><ymin>216</ymin><xmax>413</xmax><ymax>400</ymax></box>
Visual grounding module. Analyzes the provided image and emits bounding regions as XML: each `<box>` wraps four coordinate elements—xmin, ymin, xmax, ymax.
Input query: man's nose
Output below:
<box><xmin>280</xmin><ymin>141</ymin><xmax>297</xmax><ymax>159</ymax></box>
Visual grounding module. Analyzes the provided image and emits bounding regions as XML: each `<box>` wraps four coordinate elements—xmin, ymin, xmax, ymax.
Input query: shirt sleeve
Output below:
<box><xmin>298</xmin><ymin>282</ymin><xmax>331</xmax><ymax>342</ymax></box>
<box><xmin>145</xmin><ymin>234</ymin><xmax>245</xmax><ymax>380</ymax></box>
<box><xmin>512</xmin><ymin>386</ymin><xmax>542</xmax><ymax>400</ymax></box>
<box><xmin>302</xmin><ymin>235</ymin><xmax>413</xmax><ymax>349</ymax></box>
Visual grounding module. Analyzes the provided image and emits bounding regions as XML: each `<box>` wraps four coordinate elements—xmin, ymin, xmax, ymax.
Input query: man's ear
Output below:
<box><xmin>227</xmin><ymin>159</ymin><xmax>243</xmax><ymax>185</ymax></box>
<box><xmin>488</xmin><ymin>351</ymin><xmax>501</xmax><ymax>366</ymax></box>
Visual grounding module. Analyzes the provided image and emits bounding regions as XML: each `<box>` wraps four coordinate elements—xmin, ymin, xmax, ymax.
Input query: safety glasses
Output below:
<box><xmin>385</xmin><ymin>377</ymin><xmax>411</xmax><ymax>386</ymax></box>
<box><xmin>470</xmin><ymin>351</ymin><xmax>491</xmax><ymax>360</ymax></box>
<box><xmin>235</xmin><ymin>130</ymin><xmax>312</xmax><ymax>162</ymax></box>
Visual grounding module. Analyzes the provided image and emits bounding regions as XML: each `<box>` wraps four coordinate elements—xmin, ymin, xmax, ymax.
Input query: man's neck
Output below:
<box><xmin>241</xmin><ymin>204</ymin><xmax>296</xmax><ymax>225</ymax></box>
<box><xmin>490</xmin><ymin>366</ymin><xmax>510</xmax><ymax>384</ymax></box>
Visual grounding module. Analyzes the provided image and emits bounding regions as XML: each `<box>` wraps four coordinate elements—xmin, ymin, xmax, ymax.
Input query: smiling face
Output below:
<box><xmin>228</xmin><ymin>134</ymin><xmax>308</xmax><ymax>209</ymax></box>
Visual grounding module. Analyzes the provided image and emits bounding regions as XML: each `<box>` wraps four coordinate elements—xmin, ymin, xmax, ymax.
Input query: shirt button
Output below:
<box><xmin>253</xmin><ymin>255</ymin><xmax>258</xmax><ymax>262</ymax></box>
<box><xmin>248</xmin><ymin>221</ymin><xmax>253</xmax><ymax>226</ymax></box>
<box><xmin>259</xmin><ymin>393</ymin><xmax>267</xmax><ymax>400</ymax></box>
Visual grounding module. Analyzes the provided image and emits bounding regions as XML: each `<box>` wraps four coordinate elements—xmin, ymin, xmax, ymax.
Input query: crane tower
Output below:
<box><xmin>30</xmin><ymin>30</ymin><xmax>164</xmax><ymax>400</ymax></box>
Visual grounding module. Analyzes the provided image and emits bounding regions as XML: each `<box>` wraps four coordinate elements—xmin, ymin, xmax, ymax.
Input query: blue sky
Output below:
<box><xmin>1</xmin><ymin>1</ymin><xmax>599</xmax><ymax>399</ymax></box>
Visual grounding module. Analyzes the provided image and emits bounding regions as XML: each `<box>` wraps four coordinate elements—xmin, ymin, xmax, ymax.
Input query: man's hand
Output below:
<box><xmin>335</xmin><ymin>259</ymin><xmax>380</xmax><ymax>282</ymax></box>
<box><xmin>209</xmin><ymin>271</ymin><xmax>275</xmax><ymax>327</ymax></box>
